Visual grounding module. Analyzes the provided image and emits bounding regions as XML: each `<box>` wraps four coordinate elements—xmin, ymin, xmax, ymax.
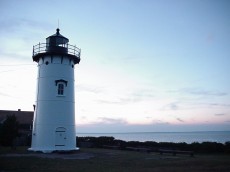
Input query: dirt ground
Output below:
<box><xmin>2</xmin><ymin>151</ymin><xmax>95</xmax><ymax>159</ymax></box>
<box><xmin>1</xmin><ymin>147</ymin><xmax>230</xmax><ymax>172</ymax></box>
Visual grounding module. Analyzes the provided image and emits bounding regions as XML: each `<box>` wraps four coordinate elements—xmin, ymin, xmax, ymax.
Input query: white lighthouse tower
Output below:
<box><xmin>29</xmin><ymin>28</ymin><xmax>80</xmax><ymax>153</ymax></box>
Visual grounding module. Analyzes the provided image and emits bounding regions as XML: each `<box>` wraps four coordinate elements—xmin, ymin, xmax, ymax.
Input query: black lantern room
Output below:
<box><xmin>32</xmin><ymin>28</ymin><xmax>80</xmax><ymax>64</ymax></box>
<box><xmin>46</xmin><ymin>28</ymin><xmax>69</xmax><ymax>54</ymax></box>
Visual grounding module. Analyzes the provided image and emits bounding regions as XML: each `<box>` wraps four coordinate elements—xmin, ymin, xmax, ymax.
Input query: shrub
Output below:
<box><xmin>0</xmin><ymin>114</ymin><xmax>19</xmax><ymax>146</ymax></box>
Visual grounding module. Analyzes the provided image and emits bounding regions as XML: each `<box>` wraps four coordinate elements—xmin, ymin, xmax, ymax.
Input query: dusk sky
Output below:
<box><xmin>0</xmin><ymin>0</ymin><xmax>230</xmax><ymax>132</ymax></box>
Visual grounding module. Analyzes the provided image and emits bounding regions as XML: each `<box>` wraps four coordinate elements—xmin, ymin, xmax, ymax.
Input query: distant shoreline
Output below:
<box><xmin>77</xmin><ymin>131</ymin><xmax>230</xmax><ymax>144</ymax></box>
<box><xmin>78</xmin><ymin>130</ymin><xmax>230</xmax><ymax>134</ymax></box>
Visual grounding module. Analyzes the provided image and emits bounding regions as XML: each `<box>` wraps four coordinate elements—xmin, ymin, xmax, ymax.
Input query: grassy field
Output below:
<box><xmin>0</xmin><ymin>146</ymin><xmax>230</xmax><ymax>172</ymax></box>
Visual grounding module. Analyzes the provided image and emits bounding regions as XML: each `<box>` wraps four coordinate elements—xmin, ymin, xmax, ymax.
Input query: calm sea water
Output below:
<box><xmin>77</xmin><ymin>131</ymin><xmax>230</xmax><ymax>144</ymax></box>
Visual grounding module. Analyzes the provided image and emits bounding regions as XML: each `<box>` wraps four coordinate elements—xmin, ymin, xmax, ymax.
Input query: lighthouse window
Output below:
<box><xmin>58</xmin><ymin>83</ymin><xmax>64</xmax><ymax>95</ymax></box>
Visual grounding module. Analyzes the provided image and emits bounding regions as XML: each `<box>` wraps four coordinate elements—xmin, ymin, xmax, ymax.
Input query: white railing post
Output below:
<box><xmin>74</xmin><ymin>45</ymin><xmax>76</xmax><ymax>55</ymax></box>
<box><xmin>33</xmin><ymin>45</ymin><xmax>34</xmax><ymax>56</ymax></box>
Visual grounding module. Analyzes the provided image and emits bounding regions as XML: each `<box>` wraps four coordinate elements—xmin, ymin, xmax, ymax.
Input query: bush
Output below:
<box><xmin>0</xmin><ymin>114</ymin><xmax>19</xmax><ymax>146</ymax></box>
<box><xmin>77</xmin><ymin>136</ymin><xmax>115</xmax><ymax>147</ymax></box>
<box><xmin>77</xmin><ymin>136</ymin><xmax>230</xmax><ymax>154</ymax></box>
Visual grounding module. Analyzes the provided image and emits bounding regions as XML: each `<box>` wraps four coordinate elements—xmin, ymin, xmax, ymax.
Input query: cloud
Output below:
<box><xmin>145</xmin><ymin>116</ymin><xmax>152</xmax><ymax>119</ymax></box>
<box><xmin>162</xmin><ymin>102</ymin><xmax>179</xmax><ymax>111</ymax></box>
<box><xmin>96</xmin><ymin>100</ymin><xmax>123</xmax><ymax>105</ymax></box>
<box><xmin>188</xmin><ymin>88</ymin><xmax>226</xmax><ymax>96</ymax></box>
<box><xmin>172</xmin><ymin>87</ymin><xmax>227</xmax><ymax>97</ymax></box>
<box><xmin>0</xmin><ymin>18</ymin><xmax>53</xmax><ymax>61</ymax></box>
<box><xmin>77</xmin><ymin>84</ymin><xmax>105</xmax><ymax>94</ymax></box>
<box><xmin>100</xmin><ymin>88</ymin><xmax>156</xmax><ymax>105</ymax></box>
<box><xmin>0</xmin><ymin>91</ymin><xmax>13</xmax><ymax>98</ymax></box>
<box><xmin>0</xmin><ymin>18</ymin><xmax>51</xmax><ymax>34</ymax></box>
<box><xmin>80</xmin><ymin>116</ymin><xmax>87</xmax><ymax>120</ymax></box>
<box><xmin>124</xmin><ymin>88</ymin><xmax>156</xmax><ymax>103</ymax></box>
<box><xmin>94</xmin><ymin>87</ymin><xmax>156</xmax><ymax>105</ymax></box>
<box><xmin>131</xmin><ymin>89</ymin><xmax>156</xmax><ymax>99</ymax></box>
<box><xmin>97</xmin><ymin>117</ymin><xmax>127</xmax><ymax>125</ymax></box>
<box><xmin>76</xmin><ymin>117</ymin><xmax>127</xmax><ymax>127</ymax></box>
<box><xmin>176</xmin><ymin>118</ymin><xmax>184</xmax><ymax>123</ymax></box>
<box><xmin>209</xmin><ymin>103</ymin><xmax>230</xmax><ymax>107</ymax></box>
<box><xmin>215</xmin><ymin>113</ymin><xmax>225</xmax><ymax>116</ymax></box>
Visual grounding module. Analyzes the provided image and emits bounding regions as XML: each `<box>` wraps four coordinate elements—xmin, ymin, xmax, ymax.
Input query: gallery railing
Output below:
<box><xmin>33</xmin><ymin>43</ymin><xmax>81</xmax><ymax>58</ymax></box>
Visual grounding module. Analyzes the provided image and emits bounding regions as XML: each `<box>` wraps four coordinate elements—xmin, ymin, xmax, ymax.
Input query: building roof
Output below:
<box><xmin>0</xmin><ymin>110</ymin><xmax>33</xmax><ymax>125</ymax></box>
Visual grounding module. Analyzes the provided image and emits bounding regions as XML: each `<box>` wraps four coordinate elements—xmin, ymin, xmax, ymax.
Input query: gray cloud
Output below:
<box><xmin>0</xmin><ymin>51</ymin><xmax>31</xmax><ymax>61</ymax></box>
<box><xmin>0</xmin><ymin>91</ymin><xmax>13</xmax><ymax>98</ymax></box>
<box><xmin>77</xmin><ymin>84</ymin><xmax>105</xmax><ymax>94</ymax></box>
<box><xmin>171</xmin><ymin>87</ymin><xmax>228</xmax><ymax>97</ymax></box>
<box><xmin>95</xmin><ymin>88</ymin><xmax>156</xmax><ymax>105</ymax></box>
<box><xmin>97</xmin><ymin>117</ymin><xmax>127</xmax><ymax>125</ymax></box>
<box><xmin>131</xmin><ymin>89</ymin><xmax>156</xmax><ymax>99</ymax></box>
<box><xmin>209</xmin><ymin>103</ymin><xmax>230</xmax><ymax>107</ymax></box>
<box><xmin>96</xmin><ymin>100</ymin><xmax>123</xmax><ymax>105</ymax></box>
<box><xmin>124</xmin><ymin>88</ymin><xmax>156</xmax><ymax>103</ymax></box>
<box><xmin>0</xmin><ymin>18</ymin><xmax>51</xmax><ymax>34</ymax></box>
<box><xmin>80</xmin><ymin>116</ymin><xmax>87</xmax><ymax>120</ymax></box>
<box><xmin>96</xmin><ymin>97</ymin><xmax>142</xmax><ymax>105</ymax></box>
<box><xmin>162</xmin><ymin>102</ymin><xmax>179</xmax><ymax>111</ymax></box>
<box><xmin>145</xmin><ymin>116</ymin><xmax>152</xmax><ymax>119</ymax></box>
<box><xmin>111</xmin><ymin>89</ymin><xmax>156</xmax><ymax>105</ymax></box>
<box><xmin>0</xmin><ymin>18</ymin><xmax>53</xmax><ymax>61</ymax></box>
<box><xmin>118</xmin><ymin>97</ymin><xmax>140</xmax><ymax>104</ymax></box>
<box><xmin>215</xmin><ymin>113</ymin><xmax>225</xmax><ymax>116</ymax></box>
<box><xmin>184</xmin><ymin>88</ymin><xmax>227</xmax><ymax>96</ymax></box>
<box><xmin>176</xmin><ymin>117</ymin><xmax>184</xmax><ymax>122</ymax></box>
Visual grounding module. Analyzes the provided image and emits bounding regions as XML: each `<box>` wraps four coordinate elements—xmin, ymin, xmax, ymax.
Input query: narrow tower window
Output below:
<box><xmin>55</xmin><ymin>79</ymin><xmax>67</xmax><ymax>96</ymax></box>
<box><xmin>58</xmin><ymin>83</ymin><xmax>64</xmax><ymax>95</ymax></box>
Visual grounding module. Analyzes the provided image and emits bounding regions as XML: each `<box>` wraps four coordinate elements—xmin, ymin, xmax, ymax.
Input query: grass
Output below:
<box><xmin>0</xmin><ymin>146</ymin><xmax>230</xmax><ymax>172</ymax></box>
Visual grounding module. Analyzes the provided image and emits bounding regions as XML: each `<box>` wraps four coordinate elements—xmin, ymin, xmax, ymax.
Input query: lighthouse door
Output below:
<box><xmin>55</xmin><ymin>127</ymin><xmax>66</xmax><ymax>146</ymax></box>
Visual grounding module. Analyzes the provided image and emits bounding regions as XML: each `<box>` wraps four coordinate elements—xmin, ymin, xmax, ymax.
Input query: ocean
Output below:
<box><xmin>77</xmin><ymin>131</ymin><xmax>230</xmax><ymax>144</ymax></box>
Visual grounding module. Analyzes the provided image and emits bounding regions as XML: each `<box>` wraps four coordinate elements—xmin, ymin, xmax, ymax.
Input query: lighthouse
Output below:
<box><xmin>29</xmin><ymin>28</ymin><xmax>80</xmax><ymax>153</ymax></box>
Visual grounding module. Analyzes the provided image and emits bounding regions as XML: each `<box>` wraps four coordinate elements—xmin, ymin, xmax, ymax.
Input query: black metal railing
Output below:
<box><xmin>32</xmin><ymin>43</ymin><xmax>81</xmax><ymax>58</ymax></box>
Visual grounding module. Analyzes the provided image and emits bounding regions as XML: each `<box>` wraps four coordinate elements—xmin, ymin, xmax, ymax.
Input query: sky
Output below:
<box><xmin>0</xmin><ymin>0</ymin><xmax>230</xmax><ymax>132</ymax></box>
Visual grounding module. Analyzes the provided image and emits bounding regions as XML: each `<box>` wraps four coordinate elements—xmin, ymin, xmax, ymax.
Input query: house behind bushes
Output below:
<box><xmin>0</xmin><ymin>109</ymin><xmax>33</xmax><ymax>146</ymax></box>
